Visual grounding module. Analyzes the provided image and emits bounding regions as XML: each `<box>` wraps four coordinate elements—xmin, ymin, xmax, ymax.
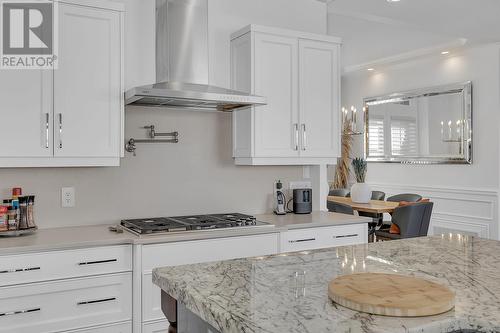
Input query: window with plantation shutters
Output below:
<box><xmin>391</xmin><ymin>118</ymin><xmax>418</xmax><ymax>156</ymax></box>
<box><xmin>368</xmin><ymin>117</ymin><xmax>385</xmax><ymax>156</ymax></box>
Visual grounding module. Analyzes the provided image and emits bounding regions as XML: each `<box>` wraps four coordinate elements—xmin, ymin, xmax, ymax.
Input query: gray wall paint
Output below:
<box><xmin>0</xmin><ymin>109</ymin><xmax>302</xmax><ymax>228</ymax></box>
<box><xmin>0</xmin><ymin>0</ymin><xmax>328</xmax><ymax>228</ymax></box>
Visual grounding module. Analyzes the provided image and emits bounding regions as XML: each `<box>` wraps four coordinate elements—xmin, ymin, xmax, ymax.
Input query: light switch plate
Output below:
<box><xmin>61</xmin><ymin>187</ymin><xmax>75</xmax><ymax>208</ymax></box>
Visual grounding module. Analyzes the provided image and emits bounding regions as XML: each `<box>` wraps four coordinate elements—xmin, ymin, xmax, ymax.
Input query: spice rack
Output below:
<box><xmin>0</xmin><ymin>188</ymin><xmax>37</xmax><ymax>237</ymax></box>
<box><xmin>0</xmin><ymin>227</ymin><xmax>38</xmax><ymax>237</ymax></box>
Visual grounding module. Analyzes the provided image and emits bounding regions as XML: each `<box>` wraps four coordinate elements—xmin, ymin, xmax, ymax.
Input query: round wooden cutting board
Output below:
<box><xmin>328</xmin><ymin>273</ymin><xmax>455</xmax><ymax>317</ymax></box>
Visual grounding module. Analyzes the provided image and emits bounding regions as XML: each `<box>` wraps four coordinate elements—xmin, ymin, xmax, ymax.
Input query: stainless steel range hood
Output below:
<box><xmin>125</xmin><ymin>0</ymin><xmax>266</xmax><ymax>111</ymax></box>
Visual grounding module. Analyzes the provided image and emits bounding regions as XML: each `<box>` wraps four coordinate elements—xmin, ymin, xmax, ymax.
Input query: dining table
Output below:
<box><xmin>327</xmin><ymin>196</ymin><xmax>400</xmax><ymax>214</ymax></box>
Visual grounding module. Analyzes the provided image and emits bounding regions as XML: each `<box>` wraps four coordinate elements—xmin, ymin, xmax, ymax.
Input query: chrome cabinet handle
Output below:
<box><xmin>58</xmin><ymin>113</ymin><xmax>63</xmax><ymax>149</ymax></box>
<box><xmin>0</xmin><ymin>266</ymin><xmax>40</xmax><ymax>274</ymax></box>
<box><xmin>301</xmin><ymin>124</ymin><xmax>307</xmax><ymax>150</ymax></box>
<box><xmin>78</xmin><ymin>259</ymin><xmax>117</xmax><ymax>266</ymax></box>
<box><xmin>77</xmin><ymin>297</ymin><xmax>116</xmax><ymax>306</ymax></box>
<box><xmin>289</xmin><ymin>238</ymin><xmax>316</xmax><ymax>243</ymax></box>
<box><xmin>45</xmin><ymin>113</ymin><xmax>49</xmax><ymax>149</ymax></box>
<box><xmin>334</xmin><ymin>234</ymin><xmax>359</xmax><ymax>239</ymax></box>
<box><xmin>293</xmin><ymin>123</ymin><xmax>299</xmax><ymax>151</ymax></box>
<box><xmin>0</xmin><ymin>307</ymin><xmax>40</xmax><ymax>317</ymax></box>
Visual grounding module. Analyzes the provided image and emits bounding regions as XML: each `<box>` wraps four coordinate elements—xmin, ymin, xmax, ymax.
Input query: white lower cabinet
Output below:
<box><xmin>67</xmin><ymin>322</ymin><xmax>132</xmax><ymax>333</ymax></box>
<box><xmin>0</xmin><ymin>273</ymin><xmax>132</xmax><ymax>333</ymax></box>
<box><xmin>280</xmin><ymin>224</ymin><xmax>368</xmax><ymax>253</ymax></box>
<box><xmin>0</xmin><ymin>245</ymin><xmax>132</xmax><ymax>286</ymax></box>
<box><xmin>142</xmin><ymin>320</ymin><xmax>169</xmax><ymax>333</ymax></box>
<box><xmin>140</xmin><ymin>233</ymin><xmax>279</xmax><ymax>324</ymax></box>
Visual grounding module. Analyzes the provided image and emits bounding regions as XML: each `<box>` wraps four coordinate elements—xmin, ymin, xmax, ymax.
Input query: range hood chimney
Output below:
<box><xmin>125</xmin><ymin>0</ymin><xmax>266</xmax><ymax>111</ymax></box>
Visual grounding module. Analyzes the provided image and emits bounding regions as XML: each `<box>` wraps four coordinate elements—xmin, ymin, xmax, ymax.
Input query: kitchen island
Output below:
<box><xmin>153</xmin><ymin>235</ymin><xmax>500</xmax><ymax>333</ymax></box>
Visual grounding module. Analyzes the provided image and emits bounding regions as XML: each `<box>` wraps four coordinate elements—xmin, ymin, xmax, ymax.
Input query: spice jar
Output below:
<box><xmin>27</xmin><ymin>196</ymin><xmax>36</xmax><ymax>228</ymax></box>
<box><xmin>18</xmin><ymin>197</ymin><xmax>29</xmax><ymax>230</ymax></box>
<box><xmin>12</xmin><ymin>187</ymin><xmax>22</xmax><ymax>199</ymax></box>
<box><xmin>0</xmin><ymin>206</ymin><xmax>8</xmax><ymax>232</ymax></box>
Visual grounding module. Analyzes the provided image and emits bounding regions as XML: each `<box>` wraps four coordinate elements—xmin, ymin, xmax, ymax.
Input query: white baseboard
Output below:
<box><xmin>368</xmin><ymin>183</ymin><xmax>498</xmax><ymax>240</ymax></box>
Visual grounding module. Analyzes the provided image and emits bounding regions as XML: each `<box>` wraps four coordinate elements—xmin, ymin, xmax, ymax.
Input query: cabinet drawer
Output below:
<box><xmin>318</xmin><ymin>224</ymin><xmax>368</xmax><ymax>248</ymax></box>
<box><xmin>0</xmin><ymin>245</ymin><xmax>132</xmax><ymax>286</ymax></box>
<box><xmin>280</xmin><ymin>228</ymin><xmax>321</xmax><ymax>253</ymax></box>
<box><xmin>281</xmin><ymin>224</ymin><xmax>368</xmax><ymax>253</ymax></box>
<box><xmin>142</xmin><ymin>233</ymin><xmax>279</xmax><ymax>322</ymax></box>
<box><xmin>67</xmin><ymin>322</ymin><xmax>132</xmax><ymax>333</ymax></box>
<box><xmin>0</xmin><ymin>273</ymin><xmax>132</xmax><ymax>333</ymax></box>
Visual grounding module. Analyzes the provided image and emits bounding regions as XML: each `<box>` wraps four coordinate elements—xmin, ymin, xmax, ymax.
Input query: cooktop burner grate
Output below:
<box><xmin>120</xmin><ymin>213</ymin><xmax>267</xmax><ymax>235</ymax></box>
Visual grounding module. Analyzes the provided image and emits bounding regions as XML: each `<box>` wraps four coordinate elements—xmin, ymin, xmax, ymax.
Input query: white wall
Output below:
<box><xmin>340</xmin><ymin>44</ymin><xmax>500</xmax><ymax>239</ymax></box>
<box><xmin>0</xmin><ymin>0</ymin><xmax>327</xmax><ymax>228</ymax></box>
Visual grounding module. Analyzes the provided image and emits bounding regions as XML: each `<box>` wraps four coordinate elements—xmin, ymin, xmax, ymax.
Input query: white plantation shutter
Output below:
<box><xmin>368</xmin><ymin>117</ymin><xmax>385</xmax><ymax>156</ymax></box>
<box><xmin>391</xmin><ymin>118</ymin><xmax>418</xmax><ymax>156</ymax></box>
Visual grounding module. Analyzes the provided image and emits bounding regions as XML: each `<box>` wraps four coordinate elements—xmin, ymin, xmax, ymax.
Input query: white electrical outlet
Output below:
<box><xmin>61</xmin><ymin>187</ymin><xmax>75</xmax><ymax>208</ymax></box>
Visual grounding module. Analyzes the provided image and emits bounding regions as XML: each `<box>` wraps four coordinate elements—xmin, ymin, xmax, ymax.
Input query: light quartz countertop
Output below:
<box><xmin>256</xmin><ymin>211</ymin><xmax>371</xmax><ymax>229</ymax></box>
<box><xmin>153</xmin><ymin>235</ymin><xmax>500</xmax><ymax>333</ymax></box>
<box><xmin>0</xmin><ymin>212</ymin><xmax>369</xmax><ymax>255</ymax></box>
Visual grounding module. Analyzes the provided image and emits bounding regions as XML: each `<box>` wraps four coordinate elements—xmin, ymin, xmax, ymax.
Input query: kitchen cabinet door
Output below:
<box><xmin>54</xmin><ymin>3</ymin><xmax>122</xmax><ymax>158</ymax></box>
<box><xmin>298</xmin><ymin>39</ymin><xmax>340</xmax><ymax>158</ymax></box>
<box><xmin>0</xmin><ymin>70</ymin><xmax>52</xmax><ymax>157</ymax></box>
<box><xmin>253</xmin><ymin>33</ymin><xmax>299</xmax><ymax>158</ymax></box>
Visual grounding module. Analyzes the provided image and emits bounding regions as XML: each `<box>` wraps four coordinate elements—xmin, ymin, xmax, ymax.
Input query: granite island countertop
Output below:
<box><xmin>153</xmin><ymin>235</ymin><xmax>500</xmax><ymax>333</ymax></box>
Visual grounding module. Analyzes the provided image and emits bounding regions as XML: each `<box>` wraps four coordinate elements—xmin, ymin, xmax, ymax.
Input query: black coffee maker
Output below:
<box><xmin>293</xmin><ymin>188</ymin><xmax>312</xmax><ymax>214</ymax></box>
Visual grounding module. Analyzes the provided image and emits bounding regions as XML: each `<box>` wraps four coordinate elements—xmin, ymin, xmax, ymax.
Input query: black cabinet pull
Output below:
<box><xmin>0</xmin><ymin>307</ymin><xmax>41</xmax><ymax>316</ymax></box>
<box><xmin>77</xmin><ymin>297</ymin><xmax>116</xmax><ymax>306</ymax></box>
<box><xmin>289</xmin><ymin>238</ymin><xmax>316</xmax><ymax>243</ymax></box>
<box><xmin>78</xmin><ymin>259</ymin><xmax>117</xmax><ymax>266</ymax></box>
<box><xmin>0</xmin><ymin>266</ymin><xmax>40</xmax><ymax>274</ymax></box>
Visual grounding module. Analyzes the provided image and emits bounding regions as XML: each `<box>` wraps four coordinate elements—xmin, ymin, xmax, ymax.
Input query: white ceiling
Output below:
<box><xmin>327</xmin><ymin>0</ymin><xmax>500</xmax><ymax>68</ymax></box>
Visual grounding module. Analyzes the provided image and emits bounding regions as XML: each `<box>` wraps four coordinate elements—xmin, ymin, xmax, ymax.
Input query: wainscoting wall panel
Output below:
<box><xmin>369</xmin><ymin>183</ymin><xmax>498</xmax><ymax>240</ymax></box>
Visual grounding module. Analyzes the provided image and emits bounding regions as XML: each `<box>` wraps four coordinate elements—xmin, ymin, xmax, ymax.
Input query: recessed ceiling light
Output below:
<box><xmin>387</xmin><ymin>0</ymin><xmax>401</xmax><ymax>2</ymax></box>
<box><xmin>441</xmin><ymin>51</ymin><xmax>450</xmax><ymax>55</ymax></box>
<box><xmin>367</xmin><ymin>68</ymin><xmax>374</xmax><ymax>71</ymax></box>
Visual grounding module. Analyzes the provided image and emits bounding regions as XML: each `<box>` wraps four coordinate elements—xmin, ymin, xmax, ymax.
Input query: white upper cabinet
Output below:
<box><xmin>253</xmin><ymin>33</ymin><xmax>299</xmax><ymax>158</ymax></box>
<box><xmin>231</xmin><ymin>25</ymin><xmax>341</xmax><ymax>165</ymax></box>
<box><xmin>298</xmin><ymin>39</ymin><xmax>340</xmax><ymax>158</ymax></box>
<box><xmin>0</xmin><ymin>0</ymin><xmax>124</xmax><ymax>167</ymax></box>
<box><xmin>0</xmin><ymin>71</ymin><xmax>53</xmax><ymax>158</ymax></box>
<box><xmin>55</xmin><ymin>3</ymin><xmax>122</xmax><ymax>158</ymax></box>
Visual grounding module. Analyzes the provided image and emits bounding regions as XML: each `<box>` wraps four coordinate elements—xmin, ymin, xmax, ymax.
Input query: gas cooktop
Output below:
<box><xmin>120</xmin><ymin>213</ymin><xmax>271</xmax><ymax>235</ymax></box>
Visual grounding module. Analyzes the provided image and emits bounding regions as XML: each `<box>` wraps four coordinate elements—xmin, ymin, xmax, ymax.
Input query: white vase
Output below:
<box><xmin>351</xmin><ymin>183</ymin><xmax>371</xmax><ymax>203</ymax></box>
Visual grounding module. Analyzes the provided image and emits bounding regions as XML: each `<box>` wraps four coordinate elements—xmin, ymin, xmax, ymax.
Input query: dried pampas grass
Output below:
<box><xmin>333</xmin><ymin>120</ymin><xmax>353</xmax><ymax>189</ymax></box>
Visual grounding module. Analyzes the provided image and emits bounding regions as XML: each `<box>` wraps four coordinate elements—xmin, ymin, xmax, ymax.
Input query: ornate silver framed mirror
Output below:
<box><xmin>364</xmin><ymin>81</ymin><xmax>472</xmax><ymax>164</ymax></box>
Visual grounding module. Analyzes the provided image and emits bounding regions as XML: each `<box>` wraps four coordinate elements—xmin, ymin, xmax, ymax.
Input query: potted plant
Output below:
<box><xmin>351</xmin><ymin>158</ymin><xmax>371</xmax><ymax>203</ymax></box>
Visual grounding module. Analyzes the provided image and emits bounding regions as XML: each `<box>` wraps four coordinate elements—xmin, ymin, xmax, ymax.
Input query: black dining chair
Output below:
<box><xmin>386</xmin><ymin>193</ymin><xmax>422</xmax><ymax>203</ymax></box>
<box><xmin>375</xmin><ymin>201</ymin><xmax>433</xmax><ymax>241</ymax></box>
<box><xmin>359</xmin><ymin>191</ymin><xmax>386</xmax><ymax>240</ymax></box>
<box><xmin>327</xmin><ymin>201</ymin><xmax>354</xmax><ymax>215</ymax></box>
<box><xmin>371</xmin><ymin>191</ymin><xmax>386</xmax><ymax>201</ymax></box>
<box><xmin>328</xmin><ymin>188</ymin><xmax>350</xmax><ymax>197</ymax></box>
